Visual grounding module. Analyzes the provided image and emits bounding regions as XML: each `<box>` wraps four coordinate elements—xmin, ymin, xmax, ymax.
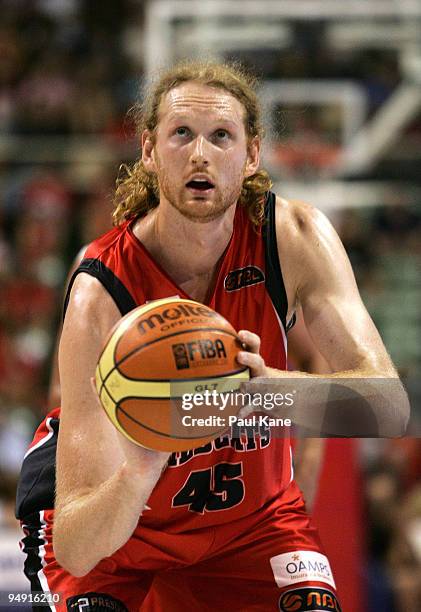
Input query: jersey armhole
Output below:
<box><xmin>62</xmin><ymin>258</ymin><xmax>136</xmax><ymax>320</ymax></box>
<box><xmin>263</xmin><ymin>192</ymin><xmax>296</xmax><ymax>333</ymax></box>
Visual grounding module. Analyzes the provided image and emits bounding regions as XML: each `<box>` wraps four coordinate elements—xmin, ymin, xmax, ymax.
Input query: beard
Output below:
<box><xmin>155</xmin><ymin>161</ymin><xmax>243</xmax><ymax>223</ymax></box>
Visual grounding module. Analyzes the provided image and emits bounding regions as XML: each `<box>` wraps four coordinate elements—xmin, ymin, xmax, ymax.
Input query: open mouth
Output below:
<box><xmin>186</xmin><ymin>179</ymin><xmax>215</xmax><ymax>192</ymax></box>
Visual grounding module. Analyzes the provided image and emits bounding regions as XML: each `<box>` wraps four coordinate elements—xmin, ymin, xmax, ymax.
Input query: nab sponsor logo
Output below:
<box><xmin>172</xmin><ymin>339</ymin><xmax>227</xmax><ymax>369</ymax></box>
<box><xmin>224</xmin><ymin>266</ymin><xmax>265</xmax><ymax>292</ymax></box>
<box><xmin>279</xmin><ymin>587</ymin><xmax>342</xmax><ymax>612</ymax></box>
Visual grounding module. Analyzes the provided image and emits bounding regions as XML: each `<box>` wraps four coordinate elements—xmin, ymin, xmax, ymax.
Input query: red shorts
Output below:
<box><xmin>21</xmin><ymin>482</ymin><xmax>341</xmax><ymax>611</ymax></box>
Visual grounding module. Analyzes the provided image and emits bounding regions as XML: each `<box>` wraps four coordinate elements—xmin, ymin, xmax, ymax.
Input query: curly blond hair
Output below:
<box><xmin>113</xmin><ymin>60</ymin><xmax>272</xmax><ymax>227</ymax></box>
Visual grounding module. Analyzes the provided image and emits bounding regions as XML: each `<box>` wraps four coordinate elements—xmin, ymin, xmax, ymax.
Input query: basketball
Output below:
<box><xmin>95</xmin><ymin>297</ymin><xmax>249</xmax><ymax>452</ymax></box>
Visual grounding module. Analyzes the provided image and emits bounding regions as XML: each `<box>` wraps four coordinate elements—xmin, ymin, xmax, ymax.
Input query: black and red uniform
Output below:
<box><xmin>16</xmin><ymin>193</ymin><xmax>341</xmax><ymax>611</ymax></box>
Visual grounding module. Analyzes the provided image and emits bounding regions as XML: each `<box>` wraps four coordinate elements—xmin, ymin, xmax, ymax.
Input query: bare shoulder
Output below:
<box><xmin>59</xmin><ymin>273</ymin><xmax>122</xmax><ymax>411</ymax></box>
<box><xmin>63</xmin><ymin>272</ymin><xmax>121</xmax><ymax>341</ymax></box>
<box><xmin>278</xmin><ymin>195</ymin><xmax>349</xmax><ymax>266</ymax></box>
<box><xmin>273</xmin><ymin>195</ymin><xmax>354</xmax><ymax>310</ymax></box>
<box><xmin>274</xmin><ymin>195</ymin><xmax>333</xmax><ymax>248</ymax></box>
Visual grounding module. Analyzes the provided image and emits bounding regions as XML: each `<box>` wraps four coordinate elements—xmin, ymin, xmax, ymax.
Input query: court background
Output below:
<box><xmin>0</xmin><ymin>1</ymin><xmax>420</xmax><ymax>610</ymax></box>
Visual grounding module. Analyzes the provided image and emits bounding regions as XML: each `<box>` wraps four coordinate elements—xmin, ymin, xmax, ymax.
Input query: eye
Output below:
<box><xmin>214</xmin><ymin>129</ymin><xmax>230</xmax><ymax>140</ymax></box>
<box><xmin>175</xmin><ymin>126</ymin><xmax>190</xmax><ymax>137</ymax></box>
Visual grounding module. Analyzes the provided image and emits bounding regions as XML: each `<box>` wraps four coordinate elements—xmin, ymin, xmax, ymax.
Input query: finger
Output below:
<box><xmin>238</xmin><ymin>330</ymin><xmax>261</xmax><ymax>354</ymax></box>
<box><xmin>236</xmin><ymin>351</ymin><xmax>265</xmax><ymax>377</ymax></box>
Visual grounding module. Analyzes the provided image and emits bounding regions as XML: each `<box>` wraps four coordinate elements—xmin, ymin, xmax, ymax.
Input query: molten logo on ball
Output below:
<box><xmin>172</xmin><ymin>339</ymin><xmax>227</xmax><ymax>370</ymax></box>
<box><xmin>137</xmin><ymin>304</ymin><xmax>219</xmax><ymax>335</ymax></box>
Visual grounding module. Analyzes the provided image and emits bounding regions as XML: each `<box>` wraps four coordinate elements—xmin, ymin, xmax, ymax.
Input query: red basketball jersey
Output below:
<box><xmin>17</xmin><ymin>193</ymin><xmax>299</xmax><ymax>532</ymax></box>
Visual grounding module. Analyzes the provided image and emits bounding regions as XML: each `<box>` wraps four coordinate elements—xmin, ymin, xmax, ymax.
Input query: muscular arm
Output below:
<box><xmin>238</xmin><ymin>198</ymin><xmax>410</xmax><ymax>437</ymax></box>
<box><xmin>54</xmin><ymin>274</ymin><xmax>169</xmax><ymax>577</ymax></box>
<box><xmin>288</xmin><ymin>308</ymin><xmax>329</xmax><ymax>510</ymax></box>
<box><xmin>292</xmin><ymin>200</ymin><xmax>409</xmax><ymax>435</ymax></box>
<box><xmin>289</xmin><ymin>201</ymin><xmax>393</xmax><ymax>376</ymax></box>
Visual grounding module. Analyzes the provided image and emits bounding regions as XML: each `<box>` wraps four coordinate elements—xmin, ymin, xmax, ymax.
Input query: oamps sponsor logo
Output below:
<box><xmin>137</xmin><ymin>304</ymin><xmax>219</xmax><ymax>335</ymax></box>
<box><xmin>172</xmin><ymin>339</ymin><xmax>227</xmax><ymax>369</ymax></box>
<box><xmin>66</xmin><ymin>592</ymin><xmax>128</xmax><ymax>611</ymax></box>
<box><xmin>286</xmin><ymin>557</ymin><xmax>330</xmax><ymax>578</ymax></box>
<box><xmin>279</xmin><ymin>587</ymin><xmax>342</xmax><ymax>612</ymax></box>
<box><xmin>224</xmin><ymin>266</ymin><xmax>265</xmax><ymax>291</ymax></box>
<box><xmin>270</xmin><ymin>551</ymin><xmax>336</xmax><ymax>590</ymax></box>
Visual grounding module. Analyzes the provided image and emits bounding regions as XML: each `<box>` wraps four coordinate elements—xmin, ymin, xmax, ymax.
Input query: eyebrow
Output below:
<box><xmin>166</xmin><ymin>113</ymin><xmax>240</xmax><ymax>128</ymax></box>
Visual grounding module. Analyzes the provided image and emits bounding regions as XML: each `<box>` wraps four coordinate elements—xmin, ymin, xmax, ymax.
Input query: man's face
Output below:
<box><xmin>142</xmin><ymin>81</ymin><xmax>259</xmax><ymax>222</ymax></box>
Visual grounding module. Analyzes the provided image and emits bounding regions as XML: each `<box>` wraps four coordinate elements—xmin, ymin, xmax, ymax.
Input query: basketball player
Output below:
<box><xmin>17</xmin><ymin>61</ymin><xmax>409</xmax><ymax>612</ymax></box>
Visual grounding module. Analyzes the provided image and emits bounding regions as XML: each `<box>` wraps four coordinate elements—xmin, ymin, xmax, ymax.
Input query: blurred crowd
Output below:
<box><xmin>0</xmin><ymin>1</ymin><xmax>420</xmax><ymax>609</ymax></box>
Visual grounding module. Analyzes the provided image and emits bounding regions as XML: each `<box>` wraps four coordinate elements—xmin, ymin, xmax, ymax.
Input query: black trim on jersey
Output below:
<box><xmin>20</xmin><ymin>512</ymin><xmax>54</xmax><ymax>611</ymax></box>
<box><xmin>263</xmin><ymin>192</ymin><xmax>295</xmax><ymax>333</ymax></box>
<box><xmin>16</xmin><ymin>419</ymin><xmax>59</xmax><ymax>519</ymax></box>
<box><xmin>63</xmin><ymin>258</ymin><xmax>137</xmax><ymax>319</ymax></box>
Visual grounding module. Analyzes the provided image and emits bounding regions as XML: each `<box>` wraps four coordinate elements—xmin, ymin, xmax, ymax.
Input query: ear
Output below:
<box><xmin>141</xmin><ymin>130</ymin><xmax>157</xmax><ymax>172</ymax></box>
<box><xmin>245</xmin><ymin>136</ymin><xmax>260</xmax><ymax>178</ymax></box>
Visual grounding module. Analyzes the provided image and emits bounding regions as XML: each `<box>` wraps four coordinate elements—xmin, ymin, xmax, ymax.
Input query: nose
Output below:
<box><xmin>190</xmin><ymin>135</ymin><xmax>209</xmax><ymax>166</ymax></box>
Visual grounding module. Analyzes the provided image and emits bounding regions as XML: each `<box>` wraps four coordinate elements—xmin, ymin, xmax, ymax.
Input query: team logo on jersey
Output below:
<box><xmin>167</xmin><ymin>421</ymin><xmax>272</xmax><ymax>467</ymax></box>
<box><xmin>224</xmin><ymin>266</ymin><xmax>265</xmax><ymax>291</ymax></box>
<box><xmin>279</xmin><ymin>587</ymin><xmax>342</xmax><ymax>611</ymax></box>
<box><xmin>172</xmin><ymin>339</ymin><xmax>227</xmax><ymax>369</ymax></box>
<box><xmin>66</xmin><ymin>592</ymin><xmax>128</xmax><ymax>611</ymax></box>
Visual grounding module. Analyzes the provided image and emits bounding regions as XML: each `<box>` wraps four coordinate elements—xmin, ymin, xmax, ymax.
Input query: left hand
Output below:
<box><xmin>236</xmin><ymin>330</ymin><xmax>268</xmax><ymax>377</ymax></box>
<box><xmin>236</xmin><ymin>330</ymin><xmax>286</xmax><ymax>419</ymax></box>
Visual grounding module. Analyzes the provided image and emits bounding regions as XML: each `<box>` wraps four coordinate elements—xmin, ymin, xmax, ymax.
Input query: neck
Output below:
<box><xmin>132</xmin><ymin>201</ymin><xmax>236</xmax><ymax>286</ymax></box>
